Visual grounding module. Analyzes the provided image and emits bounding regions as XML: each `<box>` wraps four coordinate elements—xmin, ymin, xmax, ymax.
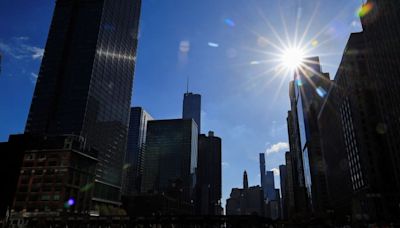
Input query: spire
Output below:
<box><xmin>243</xmin><ymin>170</ymin><xmax>249</xmax><ymax>189</ymax></box>
<box><xmin>186</xmin><ymin>75</ymin><xmax>189</xmax><ymax>93</ymax></box>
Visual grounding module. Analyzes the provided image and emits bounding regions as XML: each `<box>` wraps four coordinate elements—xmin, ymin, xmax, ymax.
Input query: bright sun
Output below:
<box><xmin>280</xmin><ymin>47</ymin><xmax>306</xmax><ymax>70</ymax></box>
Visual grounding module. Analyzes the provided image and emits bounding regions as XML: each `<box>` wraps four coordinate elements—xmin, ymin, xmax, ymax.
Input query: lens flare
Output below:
<box><xmin>358</xmin><ymin>3</ymin><xmax>373</xmax><ymax>17</ymax></box>
<box><xmin>280</xmin><ymin>47</ymin><xmax>306</xmax><ymax>70</ymax></box>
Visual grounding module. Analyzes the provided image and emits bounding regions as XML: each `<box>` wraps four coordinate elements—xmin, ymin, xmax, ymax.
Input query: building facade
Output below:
<box><xmin>196</xmin><ymin>131</ymin><xmax>222</xmax><ymax>215</ymax></box>
<box><xmin>292</xmin><ymin>57</ymin><xmax>330</xmax><ymax>214</ymax></box>
<box><xmin>360</xmin><ymin>0</ymin><xmax>400</xmax><ymax>221</ymax></box>
<box><xmin>23</xmin><ymin>0</ymin><xmax>142</xmax><ymax>206</ymax></box>
<box><xmin>183</xmin><ymin>92</ymin><xmax>201</xmax><ymax>133</ymax></box>
<box><xmin>259</xmin><ymin>153</ymin><xmax>267</xmax><ymax>199</ymax></box>
<box><xmin>141</xmin><ymin>119</ymin><xmax>198</xmax><ymax>203</ymax></box>
<box><xmin>11</xmin><ymin>135</ymin><xmax>98</xmax><ymax>217</ymax></box>
<box><xmin>122</xmin><ymin>107</ymin><xmax>153</xmax><ymax>195</ymax></box>
<box><xmin>279</xmin><ymin>164</ymin><xmax>288</xmax><ymax>220</ymax></box>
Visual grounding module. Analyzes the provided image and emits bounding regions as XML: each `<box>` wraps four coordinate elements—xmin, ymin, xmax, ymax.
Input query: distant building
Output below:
<box><xmin>183</xmin><ymin>93</ymin><xmax>201</xmax><ymax>133</ymax></box>
<box><xmin>259</xmin><ymin>153</ymin><xmax>267</xmax><ymax>199</ymax></box>
<box><xmin>226</xmin><ymin>171</ymin><xmax>265</xmax><ymax>216</ymax></box>
<box><xmin>196</xmin><ymin>131</ymin><xmax>222</xmax><ymax>215</ymax></box>
<box><xmin>10</xmin><ymin>135</ymin><xmax>97</xmax><ymax>217</ymax></box>
<box><xmin>141</xmin><ymin>119</ymin><xmax>198</xmax><ymax>203</ymax></box>
<box><xmin>23</xmin><ymin>0</ymin><xmax>142</xmax><ymax>207</ymax></box>
<box><xmin>265</xmin><ymin>171</ymin><xmax>276</xmax><ymax>201</ymax></box>
<box><xmin>279</xmin><ymin>164</ymin><xmax>288</xmax><ymax>220</ymax></box>
<box><xmin>243</xmin><ymin>170</ymin><xmax>249</xmax><ymax>189</ymax></box>
<box><xmin>284</xmin><ymin>152</ymin><xmax>296</xmax><ymax>219</ymax></box>
<box><xmin>122</xmin><ymin>107</ymin><xmax>153</xmax><ymax>195</ymax></box>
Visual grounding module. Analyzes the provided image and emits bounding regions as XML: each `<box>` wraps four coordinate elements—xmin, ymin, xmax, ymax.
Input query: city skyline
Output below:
<box><xmin>0</xmin><ymin>0</ymin><xmax>366</xmax><ymax>206</ymax></box>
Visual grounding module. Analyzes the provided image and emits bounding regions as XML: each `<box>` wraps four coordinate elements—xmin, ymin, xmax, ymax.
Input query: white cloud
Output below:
<box><xmin>266</xmin><ymin>142</ymin><xmax>289</xmax><ymax>155</ymax></box>
<box><xmin>222</xmin><ymin>162</ymin><xmax>229</xmax><ymax>167</ymax></box>
<box><xmin>30</xmin><ymin>72</ymin><xmax>38</xmax><ymax>84</ymax></box>
<box><xmin>271</xmin><ymin>168</ymin><xmax>280</xmax><ymax>176</ymax></box>
<box><xmin>0</xmin><ymin>40</ymin><xmax>43</xmax><ymax>60</ymax></box>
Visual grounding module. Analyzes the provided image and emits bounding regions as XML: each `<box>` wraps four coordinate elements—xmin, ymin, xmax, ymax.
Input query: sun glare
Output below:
<box><xmin>280</xmin><ymin>47</ymin><xmax>306</xmax><ymax>70</ymax></box>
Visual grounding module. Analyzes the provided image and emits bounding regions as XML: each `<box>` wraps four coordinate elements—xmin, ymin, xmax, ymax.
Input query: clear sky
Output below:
<box><xmin>0</xmin><ymin>0</ymin><xmax>362</xmax><ymax>206</ymax></box>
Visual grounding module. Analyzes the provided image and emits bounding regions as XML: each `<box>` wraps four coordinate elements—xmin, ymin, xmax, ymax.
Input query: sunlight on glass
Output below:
<box><xmin>280</xmin><ymin>47</ymin><xmax>306</xmax><ymax>70</ymax></box>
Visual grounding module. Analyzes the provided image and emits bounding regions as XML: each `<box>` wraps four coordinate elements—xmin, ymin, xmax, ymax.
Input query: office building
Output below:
<box><xmin>284</xmin><ymin>152</ymin><xmax>296</xmax><ymax>219</ymax></box>
<box><xmin>292</xmin><ymin>57</ymin><xmax>330</xmax><ymax>214</ymax></box>
<box><xmin>319</xmin><ymin>31</ymin><xmax>400</xmax><ymax>222</ymax></box>
<box><xmin>360</xmin><ymin>0</ymin><xmax>400</xmax><ymax>221</ymax></box>
<box><xmin>287</xmin><ymin>87</ymin><xmax>309</xmax><ymax>216</ymax></box>
<box><xmin>183</xmin><ymin>92</ymin><xmax>201</xmax><ymax>133</ymax></box>
<box><xmin>23</xmin><ymin>0</ymin><xmax>142</xmax><ymax>206</ymax></box>
<box><xmin>11</xmin><ymin>135</ymin><xmax>98</xmax><ymax>217</ymax></box>
<box><xmin>196</xmin><ymin>131</ymin><xmax>222</xmax><ymax>215</ymax></box>
<box><xmin>122</xmin><ymin>107</ymin><xmax>153</xmax><ymax>195</ymax></box>
<box><xmin>141</xmin><ymin>119</ymin><xmax>198</xmax><ymax>203</ymax></box>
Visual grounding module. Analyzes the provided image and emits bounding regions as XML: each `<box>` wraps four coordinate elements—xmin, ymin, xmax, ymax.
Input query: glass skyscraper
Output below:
<box><xmin>123</xmin><ymin>107</ymin><xmax>153</xmax><ymax>195</ymax></box>
<box><xmin>183</xmin><ymin>92</ymin><xmax>201</xmax><ymax>133</ymax></box>
<box><xmin>141</xmin><ymin>119</ymin><xmax>198</xmax><ymax>202</ymax></box>
<box><xmin>24</xmin><ymin>0</ymin><xmax>142</xmax><ymax>205</ymax></box>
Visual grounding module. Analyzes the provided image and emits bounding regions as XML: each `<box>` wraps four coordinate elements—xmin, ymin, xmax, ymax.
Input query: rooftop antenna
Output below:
<box><xmin>186</xmin><ymin>75</ymin><xmax>190</xmax><ymax>93</ymax></box>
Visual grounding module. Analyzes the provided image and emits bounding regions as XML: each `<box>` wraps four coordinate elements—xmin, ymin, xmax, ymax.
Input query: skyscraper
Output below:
<box><xmin>141</xmin><ymin>119</ymin><xmax>198</xmax><ymax>202</ymax></box>
<box><xmin>265</xmin><ymin>171</ymin><xmax>276</xmax><ymax>201</ymax></box>
<box><xmin>197</xmin><ymin>131</ymin><xmax>222</xmax><ymax>215</ymax></box>
<box><xmin>183</xmin><ymin>92</ymin><xmax>201</xmax><ymax>133</ymax></box>
<box><xmin>259</xmin><ymin>153</ymin><xmax>267</xmax><ymax>199</ymax></box>
<box><xmin>23</xmin><ymin>0</ymin><xmax>142</xmax><ymax>206</ymax></box>
<box><xmin>123</xmin><ymin>107</ymin><xmax>153</xmax><ymax>195</ymax></box>
<box><xmin>243</xmin><ymin>170</ymin><xmax>249</xmax><ymax>189</ymax></box>
<box><xmin>279</xmin><ymin>164</ymin><xmax>288</xmax><ymax>219</ymax></box>
<box><xmin>360</xmin><ymin>0</ymin><xmax>400</xmax><ymax>221</ymax></box>
<box><xmin>292</xmin><ymin>57</ymin><xmax>330</xmax><ymax>213</ymax></box>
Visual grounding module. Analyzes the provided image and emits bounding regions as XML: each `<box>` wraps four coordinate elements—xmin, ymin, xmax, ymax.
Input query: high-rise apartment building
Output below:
<box><xmin>141</xmin><ymin>119</ymin><xmax>198</xmax><ymax>202</ymax></box>
<box><xmin>183</xmin><ymin>92</ymin><xmax>201</xmax><ymax>133</ymax></box>
<box><xmin>197</xmin><ymin>131</ymin><xmax>222</xmax><ymax>215</ymax></box>
<box><xmin>23</xmin><ymin>0</ymin><xmax>142</xmax><ymax>206</ymax></box>
<box><xmin>122</xmin><ymin>107</ymin><xmax>153</xmax><ymax>195</ymax></box>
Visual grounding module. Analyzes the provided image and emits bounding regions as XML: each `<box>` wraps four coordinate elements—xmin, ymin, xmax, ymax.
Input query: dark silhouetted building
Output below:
<box><xmin>265</xmin><ymin>171</ymin><xmax>276</xmax><ymax>201</ymax></box>
<box><xmin>292</xmin><ymin>57</ymin><xmax>330</xmax><ymax>214</ymax></box>
<box><xmin>284</xmin><ymin>151</ymin><xmax>296</xmax><ymax>219</ymax></box>
<box><xmin>287</xmin><ymin>87</ymin><xmax>308</xmax><ymax>217</ymax></box>
<box><xmin>122</xmin><ymin>107</ymin><xmax>153</xmax><ymax>195</ymax></box>
<box><xmin>226</xmin><ymin>171</ymin><xmax>265</xmax><ymax>216</ymax></box>
<box><xmin>196</xmin><ymin>131</ymin><xmax>222</xmax><ymax>215</ymax></box>
<box><xmin>279</xmin><ymin>164</ymin><xmax>288</xmax><ymax>220</ymax></box>
<box><xmin>11</xmin><ymin>135</ymin><xmax>97</xmax><ymax>218</ymax></box>
<box><xmin>141</xmin><ymin>119</ymin><xmax>198</xmax><ymax>203</ymax></box>
<box><xmin>22</xmin><ymin>0</ymin><xmax>142</xmax><ymax>207</ymax></box>
<box><xmin>0</xmin><ymin>134</ymin><xmax>29</xmax><ymax>219</ymax></box>
<box><xmin>259</xmin><ymin>153</ymin><xmax>267</xmax><ymax>199</ymax></box>
<box><xmin>319</xmin><ymin>31</ymin><xmax>400</xmax><ymax>222</ymax></box>
<box><xmin>183</xmin><ymin>93</ymin><xmax>201</xmax><ymax>133</ymax></box>
<box><xmin>360</xmin><ymin>0</ymin><xmax>400</xmax><ymax>222</ymax></box>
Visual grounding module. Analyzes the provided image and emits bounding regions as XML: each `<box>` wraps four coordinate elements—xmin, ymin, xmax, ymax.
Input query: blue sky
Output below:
<box><xmin>0</xmin><ymin>0</ymin><xmax>362</xmax><ymax>205</ymax></box>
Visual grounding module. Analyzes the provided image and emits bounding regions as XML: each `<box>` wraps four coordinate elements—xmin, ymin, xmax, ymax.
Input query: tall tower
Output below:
<box><xmin>24</xmin><ymin>0</ymin><xmax>142</xmax><ymax>205</ymax></box>
<box><xmin>123</xmin><ymin>107</ymin><xmax>153</xmax><ymax>195</ymax></box>
<box><xmin>243</xmin><ymin>170</ymin><xmax>249</xmax><ymax>189</ymax></box>
<box><xmin>259</xmin><ymin>153</ymin><xmax>267</xmax><ymax>198</ymax></box>
<box><xmin>183</xmin><ymin>92</ymin><xmax>201</xmax><ymax>133</ymax></box>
